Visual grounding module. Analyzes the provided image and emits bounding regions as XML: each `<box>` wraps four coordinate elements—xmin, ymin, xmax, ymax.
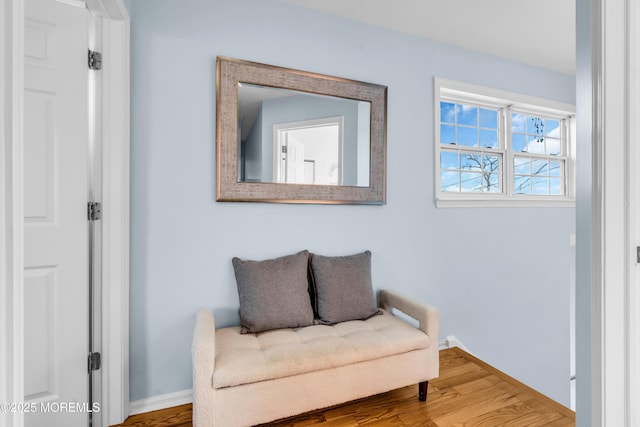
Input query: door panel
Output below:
<box><xmin>23</xmin><ymin>267</ymin><xmax>56</xmax><ymax>397</ymax></box>
<box><xmin>23</xmin><ymin>92</ymin><xmax>55</xmax><ymax>221</ymax></box>
<box><xmin>24</xmin><ymin>0</ymin><xmax>90</xmax><ymax>425</ymax></box>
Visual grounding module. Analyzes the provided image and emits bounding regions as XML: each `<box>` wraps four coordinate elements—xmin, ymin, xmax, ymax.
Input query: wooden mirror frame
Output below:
<box><xmin>216</xmin><ymin>56</ymin><xmax>387</xmax><ymax>204</ymax></box>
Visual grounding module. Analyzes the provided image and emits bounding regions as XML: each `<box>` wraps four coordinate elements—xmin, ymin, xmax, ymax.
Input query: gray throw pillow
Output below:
<box><xmin>232</xmin><ymin>250</ymin><xmax>315</xmax><ymax>333</ymax></box>
<box><xmin>310</xmin><ymin>250</ymin><xmax>381</xmax><ymax>324</ymax></box>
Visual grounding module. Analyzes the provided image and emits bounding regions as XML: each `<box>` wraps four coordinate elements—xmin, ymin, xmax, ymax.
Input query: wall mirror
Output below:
<box><xmin>216</xmin><ymin>56</ymin><xmax>387</xmax><ymax>204</ymax></box>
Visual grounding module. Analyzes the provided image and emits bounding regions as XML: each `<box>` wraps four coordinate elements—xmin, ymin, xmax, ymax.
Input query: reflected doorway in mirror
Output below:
<box><xmin>274</xmin><ymin>117</ymin><xmax>343</xmax><ymax>186</ymax></box>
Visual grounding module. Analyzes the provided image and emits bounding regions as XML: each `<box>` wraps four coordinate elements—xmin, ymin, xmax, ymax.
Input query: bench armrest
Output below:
<box><xmin>192</xmin><ymin>309</ymin><xmax>216</xmax><ymax>379</ymax></box>
<box><xmin>192</xmin><ymin>309</ymin><xmax>217</xmax><ymax>425</ymax></box>
<box><xmin>379</xmin><ymin>288</ymin><xmax>439</xmax><ymax>345</ymax></box>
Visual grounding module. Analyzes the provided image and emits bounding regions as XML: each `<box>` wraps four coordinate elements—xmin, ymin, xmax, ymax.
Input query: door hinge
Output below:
<box><xmin>88</xmin><ymin>202</ymin><xmax>102</xmax><ymax>221</ymax></box>
<box><xmin>88</xmin><ymin>50</ymin><xmax>102</xmax><ymax>71</ymax></box>
<box><xmin>88</xmin><ymin>352</ymin><xmax>101</xmax><ymax>372</ymax></box>
<box><xmin>281</xmin><ymin>146</ymin><xmax>288</xmax><ymax>154</ymax></box>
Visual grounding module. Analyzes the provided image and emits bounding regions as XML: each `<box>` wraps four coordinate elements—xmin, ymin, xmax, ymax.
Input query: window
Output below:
<box><xmin>435</xmin><ymin>78</ymin><xmax>575</xmax><ymax>207</ymax></box>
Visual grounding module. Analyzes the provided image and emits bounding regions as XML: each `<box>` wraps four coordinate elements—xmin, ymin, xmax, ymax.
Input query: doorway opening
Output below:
<box><xmin>274</xmin><ymin>116</ymin><xmax>344</xmax><ymax>185</ymax></box>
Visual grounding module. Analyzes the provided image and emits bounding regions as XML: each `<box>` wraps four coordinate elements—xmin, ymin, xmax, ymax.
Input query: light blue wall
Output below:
<box><xmin>127</xmin><ymin>0</ymin><xmax>576</xmax><ymax>406</ymax></box>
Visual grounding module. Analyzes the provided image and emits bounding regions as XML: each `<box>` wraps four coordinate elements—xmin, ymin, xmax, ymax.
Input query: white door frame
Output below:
<box><xmin>0</xmin><ymin>1</ymin><xmax>130</xmax><ymax>426</ymax></box>
<box><xmin>576</xmin><ymin>0</ymin><xmax>637</xmax><ymax>425</ymax></box>
<box><xmin>628</xmin><ymin>1</ymin><xmax>640</xmax><ymax>425</ymax></box>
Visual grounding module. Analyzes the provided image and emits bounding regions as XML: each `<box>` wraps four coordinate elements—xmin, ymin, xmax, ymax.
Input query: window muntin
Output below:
<box><xmin>513</xmin><ymin>157</ymin><xmax>564</xmax><ymax>195</ymax></box>
<box><xmin>509</xmin><ymin>111</ymin><xmax>566</xmax><ymax>196</ymax></box>
<box><xmin>439</xmin><ymin>100</ymin><xmax>502</xmax><ymax>194</ymax></box>
<box><xmin>440</xmin><ymin>150</ymin><xmax>501</xmax><ymax>193</ymax></box>
<box><xmin>511</xmin><ymin>113</ymin><xmax>562</xmax><ymax>155</ymax></box>
<box><xmin>440</xmin><ymin>102</ymin><xmax>499</xmax><ymax>149</ymax></box>
<box><xmin>435</xmin><ymin>81</ymin><xmax>574</xmax><ymax>206</ymax></box>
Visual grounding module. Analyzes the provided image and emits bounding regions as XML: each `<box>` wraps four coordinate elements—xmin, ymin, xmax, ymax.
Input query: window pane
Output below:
<box><xmin>512</xmin><ymin>134</ymin><xmax>526</xmax><ymax>152</ymax></box>
<box><xmin>514</xmin><ymin>157</ymin><xmax>530</xmax><ymax>174</ymax></box>
<box><xmin>480</xmin><ymin>129</ymin><xmax>498</xmax><ymax>148</ymax></box>
<box><xmin>456</xmin><ymin>104</ymin><xmax>478</xmax><ymax>126</ymax></box>
<box><xmin>461</xmin><ymin>153</ymin><xmax>482</xmax><ymax>171</ymax></box>
<box><xmin>545</xmin><ymin>119</ymin><xmax>560</xmax><ymax>136</ymax></box>
<box><xmin>546</xmin><ymin>137</ymin><xmax>561</xmax><ymax>155</ymax></box>
<box><xmin>526</xmin><ymin>136</ymin><xmax>545</xmax><ymax>154</ymax></box>
<box><xmin>514</xmin><ymin>175</ymin><xmax>530</xmax><ymax>193</ymax></box>
<box><xmin>440</xmin><ymin>102</ymin><xmax>455</xmax><ymax>123</ymax></box>
<box><xmin>485</xmin><ymin>173</ymin><xmax>500</xmax><ymax>193</ymax></box>
<box><xmin>512</xmin><ymin>113</ymin><xmax>526</xmax><ymax>133</ymax></box>
<box><xmin>550</xmin><ymin>178</ymin><xmax>562</xmax><ymax>195</ymax></box>
<box><xmin>460</xmin><ymin>172</ymin><xmax>483</xmax><ymax>192</ymax></box>
<box><xmin>483</xmin><ymin>155</ymin><xmax>500</xmax><ymax>173</ymax></box>
<box><xmin>532</xmin><ymin>177</ymin><xmax>549</xmax><ymax>194</ymax></box>
<box><xmin>513</xmin><ymin>157</ymin><xmax>565</xmax><ymax>196</ymax></box>
<box><xmin>480</xmin><ymin>108</ymin><xmax>498</xmax><ymax>129</ymax></box>
<box><xmin>440</xmin><ymin>124</ymin><xmax>456</xmax><ymax>144</ymax></box>
<box><xmin>528</xmin><ymin>116</ymin><xmax>544</xmax><ymax>135</ymax></box>
<box><xmin>441</xmin><ymin>151</ymin><xmax>458</xmax><ymax>170</ymax></box>
<box><xmin>458</xmin><ymin>127</ymin><xmax>478</xmax><ymax>146</ymax></box>
<box><xmin>532</xmin><ymin>160</ymin><xmax>549</xmax><ymax>176</ymax></box>
<box><xmin>549</xmin><ymin>161</ymin><xmax>562</xmax><ymax>177</ymax></box>
<box><xmin>441</xmin><ymin>171</ymin><xmax>460</xmax><ymax>192</ymax></box>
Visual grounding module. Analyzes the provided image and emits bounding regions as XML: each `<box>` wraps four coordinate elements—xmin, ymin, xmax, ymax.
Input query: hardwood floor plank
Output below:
<box><xmin>542</xmin><ymin>417</ymin><xmax>578</xmax><ymax>426</ymax></box>
<box><xmin>111</xmin><ymin>404</ymin><xmax>192</xmax><ymax>427</ymax></box>
<box><xmin>111</xmin><ymin>348</ymin><xmax>575</xmax><ymax>427</ymax></box>
<box><xmin>432</xmin><ymin>391</ymin><xmax>521</xmax><ymax>426</ymax></box>
<box><xmin>450</xmin><ymin>377</ymin><xmax>495</xmax><ymax>395</ymax></box>
<box><xmin>459</xmin><ymin>400</ymin><xmax>563</xmax><ymax>427</ymax></box>
<box><xmin>358</xmin><ymin>415</ymin><xmax>408</xmax><ymax>426</ymax></box>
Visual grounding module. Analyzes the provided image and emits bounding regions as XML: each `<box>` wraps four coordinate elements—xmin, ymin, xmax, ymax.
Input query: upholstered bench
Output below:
<box><xmin>192</xmin><ymin>251</ymin><xmax>439</xmax><ymax>426</ymax></box>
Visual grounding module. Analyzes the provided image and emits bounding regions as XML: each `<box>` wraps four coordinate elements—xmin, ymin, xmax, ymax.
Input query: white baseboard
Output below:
<box><xmin>129</xmin><ymin>389</ymin><xmax>193</xmax><ymax>416</ymax></box>
<box><xmin>439</xmin><ymin>335</ymin><xmax>472</xmax><ymax>354</ymax></box>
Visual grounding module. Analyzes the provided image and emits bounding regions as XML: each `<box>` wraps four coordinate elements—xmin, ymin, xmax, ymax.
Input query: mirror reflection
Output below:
<box><xmin>237</xmin><ymin>83</ymin><xmax>371</xmax><ymax>187</ymax></box>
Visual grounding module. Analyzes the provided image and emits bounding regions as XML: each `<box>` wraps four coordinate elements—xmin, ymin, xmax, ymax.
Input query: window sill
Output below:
<box><xmin>435</xmin><ymin>196</ymin><xmax>576</xmax><ymax>208</ymax></box>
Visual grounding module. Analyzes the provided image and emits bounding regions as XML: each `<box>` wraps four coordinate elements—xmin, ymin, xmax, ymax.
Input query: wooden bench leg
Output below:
<box><xmin>418</xmin><ymin>381</ymin><xmax>428</xmax><ymax>402</ymax></box>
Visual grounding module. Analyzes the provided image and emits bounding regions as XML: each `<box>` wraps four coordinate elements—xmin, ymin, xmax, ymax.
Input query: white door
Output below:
<box><xmin>285</xmin><ymin>137</ymin><xmax>306</xmax><ymax>184</ymax></box>
<box><xmin>23</xmin><ymin>0</ymin><xmax>91</xmax><ymax>426</ymax></box>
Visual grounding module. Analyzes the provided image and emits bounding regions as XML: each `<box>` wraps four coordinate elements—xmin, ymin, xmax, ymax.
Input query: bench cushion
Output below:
<box><xmin>213</xmin><ymin>309</ymin><xmax>430</xmax><ymax>389</ymax></box>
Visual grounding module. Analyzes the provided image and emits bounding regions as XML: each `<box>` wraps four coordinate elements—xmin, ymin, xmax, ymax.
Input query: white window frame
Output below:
<box><xmin>434</xmin><ymin>77</ymin><xmax>576</xmax><ymax>208</ymax></box>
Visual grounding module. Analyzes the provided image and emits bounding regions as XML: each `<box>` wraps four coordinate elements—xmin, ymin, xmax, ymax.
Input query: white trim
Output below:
<box><xmin>435</xmin><ymin>77</ymin><xmax>577</xmax><ymax>116</ymax></box>
<box><xmin>57</xmin><ymin>0</ymin><xmax>87</xmax><ymax>8</ymax></box>
<box><xmin>1</xmin><ymin>1</ymin><xmax>129</xmax><ymax>426</ymax></box>
<box><xmin>583</xmin><ymin>0</ymin><xmax>632</xmax><ymax>425</ymax></box>
<box><xmin>96</xmin><ymin>3</ymin><xmax>130</xmax><ymax>425</ymax></box>
<box><xmin>436</xmin><ymin>198</ymin><xmax>576</xmax><ymax>209</ymax></box>
<box><xmin>129</xmin><ymin>389</ymin><xmax>193</xmax><ymax>416</ymax></box>
<box><xmin>628</xmin><ymin>0</ymin><xmax>640</xmax><ymax>424</ymax></box>
<box><xmin>1</xmin><ymin>1</ymin><xmax>25</xmax><ymax>427</ymax></box>
<box><xmin>438</xmin><ymin>335</ymin><xmax>472</xmax><ymax>354</ymax></box>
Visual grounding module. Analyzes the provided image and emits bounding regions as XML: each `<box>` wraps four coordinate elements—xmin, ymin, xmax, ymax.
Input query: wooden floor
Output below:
<box><xmin>113</xmin><ymin>347</ymin><xmax>575</xmax><ymax>427</ymax></box>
